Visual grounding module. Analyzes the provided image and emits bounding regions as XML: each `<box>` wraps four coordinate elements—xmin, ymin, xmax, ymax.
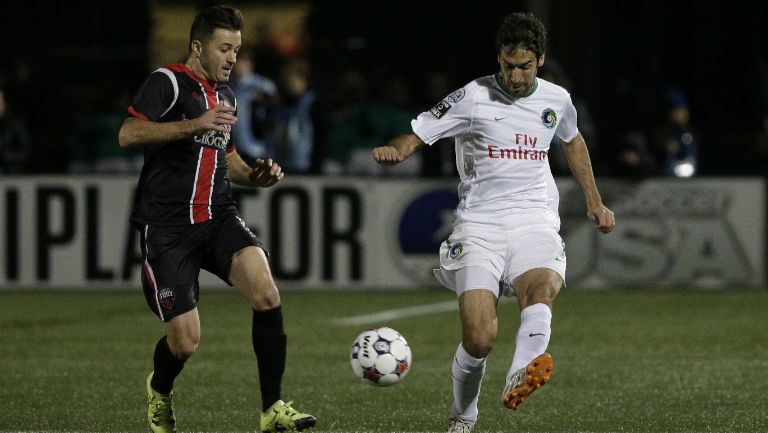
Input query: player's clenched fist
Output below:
<box><xmin>588</xmin><ymin>206</ymin><xmax>616</xmax><ymax>234</ymax></box>
<box><xmin>372</xmin><ymin>146</ymin><xmax>405</xmax><ymax>165</ymax></box>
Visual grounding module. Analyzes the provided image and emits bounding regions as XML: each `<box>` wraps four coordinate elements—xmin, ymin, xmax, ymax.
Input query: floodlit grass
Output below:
<box><xmin>1</xmin><ymin>289</ymin><xmax>767</xmax><ymax>432</ymax></box>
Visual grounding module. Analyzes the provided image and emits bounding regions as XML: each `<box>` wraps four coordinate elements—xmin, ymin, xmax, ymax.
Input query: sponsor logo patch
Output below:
<box><xmin>541</xmin><ymin>108</ymin><xmax>557</xmax><ymax>129</ymax></box>
<box><xmin>446</xmin><ymin>88</ymin><xmax>465</xmax><ymax>103</ymax></box>
<box><xmin>158</xmin><ymin>288</ymin><xmax>175</xmax><ymax>310</ymax></box>
<box><xmin>430</xmin><ymin>100</ymin><xmax>452</xmax><ymax>119</ymax></box>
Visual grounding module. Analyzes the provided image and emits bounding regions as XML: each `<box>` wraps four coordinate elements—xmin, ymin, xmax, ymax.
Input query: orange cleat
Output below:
<box><xmin>501</xmin><ymin>353</ymin><xmax>553</xmax><ymax>410</ymax></box>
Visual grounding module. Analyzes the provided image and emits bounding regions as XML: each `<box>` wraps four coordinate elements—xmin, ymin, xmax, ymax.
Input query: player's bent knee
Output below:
<box><xmin>528</xmin><ymin>283</ymin><xmax>560</xmax><ymax>305</ymax></box>
<box><xmin>463</xmin><ymin>328</ymin><xmax>496</xmax><ymax>358</ymax></box>
<box><xmin>248</xmin><ymin>287</ymin><xmax>281</xmax><ymax>311</ymax></box>
<box><xmin>168</xmin><ymin>337</ymin><xmax>199</xmax><ymax>360</ymax></box>
<box><xmin>463</xmin><ymin>338</ymin><xmax>495</xmax><ymax>358</ymax></box>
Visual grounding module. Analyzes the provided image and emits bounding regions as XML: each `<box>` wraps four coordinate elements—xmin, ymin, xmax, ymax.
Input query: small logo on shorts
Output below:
<box><xmin>449</xmin><ymin>243</ymin><xmax>463</xmax><ymax>259</ymax></box>
<box><xmin>158</xmin><ymin>288</ymin><xmax>175</xmax><ymax>310</ymax></box>
<box><xmin>555</xmin><ymin>242</ymin><xmax>566</xmax><ymax>262</ymax></box>
<box><xmin>236</xmin><ymin>216</ymin><xmax>257</xmax><ymax>240</ymax></box>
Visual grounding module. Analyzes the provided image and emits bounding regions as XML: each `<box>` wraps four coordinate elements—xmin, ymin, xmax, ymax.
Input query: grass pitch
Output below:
<box><xmin>1</xmin><ymin>288</ymin><xmax>767</xmax><ymax>433</ymax></box>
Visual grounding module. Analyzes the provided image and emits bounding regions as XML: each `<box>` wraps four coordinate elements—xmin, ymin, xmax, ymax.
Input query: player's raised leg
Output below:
<box><xmin>229</xmin><ymin>246</ymin><xmax>317</xmax><ymax>432</ymax></box>
<box><xmin>502</xmin><ymin>268</ymin><xmax>560</xmax><ymax>409</ymax></box>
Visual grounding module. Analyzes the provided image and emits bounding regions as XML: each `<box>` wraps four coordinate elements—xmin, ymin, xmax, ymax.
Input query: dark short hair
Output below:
<box><xmin>495</xmin><ymin>12</ymin><xmax>547</xmax><ymax>58</ymax></box>
<box><xmin>189</xmin><ymin>5</ymin><xmax>243</xmax><ymax>48</ymax></box>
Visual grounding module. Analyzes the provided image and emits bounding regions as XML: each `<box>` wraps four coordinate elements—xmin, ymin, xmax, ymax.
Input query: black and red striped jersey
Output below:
<box><xmin>128</xmin><ymin>63</ymin><xmax>239</xmax><ymax>226</ymax></box>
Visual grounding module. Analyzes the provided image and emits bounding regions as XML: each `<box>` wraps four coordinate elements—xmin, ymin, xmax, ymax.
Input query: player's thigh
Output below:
<box><xmin>140</xmin><ymin>224</ymin><xmax>205</xmax><ymax>322</ymax></box>
<box><xmin>503</xmin><ymin>228</ymin><xmax>566</xmax><ymax>299</ymax></box>
<box><xmin>229</xmin><ymin>245</ymin><xmax>280</xmax><ymax>310</ymax></box>
<box><xmin>202</xmin><ymin>213</ymin><xmax>277</xmax><ymax>308</ymax></box>
<box><xmin>513</xmin><ymin>268</ymin><xmax>563</xmax><ymax>309</ymax></box>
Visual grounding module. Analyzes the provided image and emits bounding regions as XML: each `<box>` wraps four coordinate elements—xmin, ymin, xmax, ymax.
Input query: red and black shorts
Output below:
<box><xmin>139</xmin><ymin>212</ymin><xmax>264</xmax><ymax>322</ymax></box>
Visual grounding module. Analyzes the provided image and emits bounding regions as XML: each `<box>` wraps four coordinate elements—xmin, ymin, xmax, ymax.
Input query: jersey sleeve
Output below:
<box><xmin>411</xmin><ymin>85</ymin><xmax>474</xmax><ymax>145</ymax></box>
<box><xmin>127</xmin><ymin>70</ymin><xmax>177</xmax><ymax>122</ymax></box>
<box><xmin>555</xmin><ymin>92</ymin><xmax>579</xmax><ymax>143</ymax></box>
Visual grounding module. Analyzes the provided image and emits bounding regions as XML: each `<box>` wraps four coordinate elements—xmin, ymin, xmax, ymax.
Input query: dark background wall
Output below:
<box><xmin>0</xmin><ymin>1</ymin><xmax>150</xmax><ymax>173</ymax></box>
<box><xmin>2</xmin><ymin>0</ymin><xmax>766</xmax><ymax>175</ymax></box>
<box><xmin>308</xmin><ymin>0</ymin><xmax>768</xmax><ymax>175</ymax></box>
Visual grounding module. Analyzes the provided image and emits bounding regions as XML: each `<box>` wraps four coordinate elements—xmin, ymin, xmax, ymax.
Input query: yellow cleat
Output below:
<box><xmin>260</xmin><ymin>400</ymin><xmax>317</xmax><ymax>432</ymax></box>
<box><xmin>146</xmin><ymin>372</ymin><xmax>176</xmax><ymax>433</ymax></box>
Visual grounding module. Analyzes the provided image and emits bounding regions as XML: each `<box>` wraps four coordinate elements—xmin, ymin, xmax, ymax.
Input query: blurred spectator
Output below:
<box><xmin>539</xmin><ymin>58</ymin><xmax>598</xmax><ymax>176</ymax></box>
<box><xmin>69</xmin><ymin>85</ymin><xmax>142</xmax><ymax>173</ymax></box>
<box><xmin>321</xmin><ymin>69</ymin><xmax>418</xmax><ymax>176</ymax></box>
<box><xmin>231</xmin><ymin>50</ymin><xmax>278</xmax><ymax>164</ymax></box>
<box><xmin>613</xmin><ymin>130</ymin><xmax>661</xmax><ymax>178</ymax></box>
<box><xmin>0</xmin><ymin>84</ymin><xmax>31</xmax><ymax>173</ymax></box>
<box><xmin>270</xmin><ymin>58</ymin><xmax>316</xmax><ymax>173</ymax></box>
<box><xmin>655</xmin><ymin>86</ymin><xmax>698</xmax><ymax>177</ymax></box>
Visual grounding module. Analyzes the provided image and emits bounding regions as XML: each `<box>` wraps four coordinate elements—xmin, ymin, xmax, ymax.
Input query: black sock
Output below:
<box><xmin>151</xmin><ymin>336</ymin><xmax>186</xmax><ymax>395</ymax></box>
<box><xmin>252</xmin><ymin>306</ymin><xmax>287</xmax><ymax>411</ymax></box>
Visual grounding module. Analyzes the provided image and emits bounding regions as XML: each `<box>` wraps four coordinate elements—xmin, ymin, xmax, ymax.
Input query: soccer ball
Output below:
<box><xmin>350</xmin><ymin>327</ymin><xmax>412</xmax><ymax>386</ymax></box>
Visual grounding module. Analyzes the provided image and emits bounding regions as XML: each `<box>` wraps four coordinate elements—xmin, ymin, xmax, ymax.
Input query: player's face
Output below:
<box><xmin>199</xmin><ymin>28</ymin><xmax>242</xmax><ymax>83</ymax></box>
<box><xmin>497</xmin><ymin>47</ymin><xmax>544</xmax><ymax>97</ymax></box>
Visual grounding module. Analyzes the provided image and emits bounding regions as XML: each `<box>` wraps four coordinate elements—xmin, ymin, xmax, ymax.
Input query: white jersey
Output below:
<box><xmin>412</xmin><ymin>74</ymin><xmax>578</xmax><ymax>230</ymax></box>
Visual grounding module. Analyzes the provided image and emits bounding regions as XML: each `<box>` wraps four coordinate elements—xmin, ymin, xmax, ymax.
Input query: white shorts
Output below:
<box><xmin>433</xmin><ymin>224</ymin><xmax>566</xmax><ymax>298</ymax></box>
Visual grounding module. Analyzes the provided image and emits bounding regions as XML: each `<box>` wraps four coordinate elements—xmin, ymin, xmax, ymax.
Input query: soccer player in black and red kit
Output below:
<box><xmin>118</xmin><ymin>6</ymin><xmax>316</xmax><ymax>433</ymax></box>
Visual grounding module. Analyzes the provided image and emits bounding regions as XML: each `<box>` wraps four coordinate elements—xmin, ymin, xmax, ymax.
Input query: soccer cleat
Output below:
<box><xmin>501</xmin><ymin>353</ymin><xmax>553</xmax><ymax>410</ymax></box>
<box><xmin>260</xmin><ymin>400</ymin><xmax>317</xmax><ymax>432</ymax></box>
<box><xmin>445</xmin><ymin>417</ymin><xmax>475</xmax><ymax>433</ymax></box>
<box><xmin>146</xmin><ymin>372</ymin><xmax>176</xmax><ymax>433</ymax></box>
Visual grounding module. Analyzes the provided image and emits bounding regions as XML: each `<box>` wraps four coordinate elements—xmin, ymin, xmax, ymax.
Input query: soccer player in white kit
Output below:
<box><xmin>373</xmin><ymin>12</ymin><xmax>615</xmax><ymax>433</ymax></box>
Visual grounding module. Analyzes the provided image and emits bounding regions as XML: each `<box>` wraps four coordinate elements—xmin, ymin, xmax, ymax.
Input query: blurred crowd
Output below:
<box><xmin>1</xmin><ymin>30</ymin><xmax>767</xmax><ymax>179</ymax></box>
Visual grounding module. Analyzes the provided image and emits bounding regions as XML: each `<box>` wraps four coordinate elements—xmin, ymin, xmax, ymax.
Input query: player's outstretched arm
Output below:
<box><xmin>227</xmin><ymin>151</ymin><xmax>284</xmax><ymax>187</ymax></box>
<box><xmin>372</xmin><ymin>133</ymin><xmax>424</xmax><ymax>166</ymax></box>
<box><xmin>118</xmin><ymin>102</ymin><xmax>237</xmax><ymax>148</ymax></box>
<box><xmin>562</xmin><ymin>133</ymin><xmax>615</xmax><ymax>234</ymax></box>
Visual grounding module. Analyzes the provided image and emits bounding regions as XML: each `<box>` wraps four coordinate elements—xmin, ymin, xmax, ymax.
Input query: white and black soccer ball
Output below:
<box><xmin>350</xmin><ymin>326</ymin><xmax>412</xmax><ymax>386</ymax></box>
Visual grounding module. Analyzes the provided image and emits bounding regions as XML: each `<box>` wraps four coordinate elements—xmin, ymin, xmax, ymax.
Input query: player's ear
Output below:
<box><xmin>191</xmin><ymin>40</ymin><xmax>203</xmax><ymax>57</ymax></box>
<box><xmin>538</xmin><ymin>52</ymin><xmax>546</xmax><ymax>67</ymax></box>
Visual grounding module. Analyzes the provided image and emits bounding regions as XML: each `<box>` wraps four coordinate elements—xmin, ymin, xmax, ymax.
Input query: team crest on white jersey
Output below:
<box><xmin>541</xmin><ymin>108</ymin><xmax>557</xmax><ymax>129</ymax></box>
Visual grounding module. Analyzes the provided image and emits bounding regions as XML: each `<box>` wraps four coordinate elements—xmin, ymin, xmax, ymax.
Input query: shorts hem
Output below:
<box><xmin>507</xmin><ymin>265</ymin><xmax>566</xmax><ymax>289</ymax></box>
<box><xmin>158</xmin><ymin>303</ymin><xmax>197</xmax><ymax>323</ymax></box>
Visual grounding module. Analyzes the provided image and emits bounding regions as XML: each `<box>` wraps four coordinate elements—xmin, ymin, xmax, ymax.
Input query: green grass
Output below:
<box><xmin>1</xmin><ymin>289</ymin><xmax>767</xmax><ymax>432</ymax></box>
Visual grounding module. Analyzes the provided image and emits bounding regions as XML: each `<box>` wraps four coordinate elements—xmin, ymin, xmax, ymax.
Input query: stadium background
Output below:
<box><xmin>1</xmin><ymin>0</ymin><xmax>766</xmax><ymax>175</ymax></box>
<box><xmin>0</xmin><ymin>0</ymin><xmax>766</xmax><ymax>290</ymax></box>
<box><xmin>1</xmin><ymin>2</ymin><xmax>767</xmax><ymax>432</ymax></box>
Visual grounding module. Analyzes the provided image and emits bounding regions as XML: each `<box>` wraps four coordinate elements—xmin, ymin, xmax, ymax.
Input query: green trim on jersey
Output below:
<box><xmin>494</xmin><ymin>73</ymin><xmax>538</xmax><ymax>98</ymax></box>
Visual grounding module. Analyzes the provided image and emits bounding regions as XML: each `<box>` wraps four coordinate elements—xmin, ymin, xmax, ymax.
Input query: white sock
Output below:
<box><xmin>451</xmin><ymin>343</ymin><xmax>486</xmax><ymax>422</ymax></box>
<box><xmin>508</xmin><ymin>303</ymin><xmax>552</xmax><ymax>378</ymax></box>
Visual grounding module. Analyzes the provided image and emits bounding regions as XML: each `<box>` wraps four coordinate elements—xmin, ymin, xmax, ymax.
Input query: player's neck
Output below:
<box><xmin>184</xmin><ymin>57</ymin><xmax>213</xmax><ymax>83</ymax></box>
